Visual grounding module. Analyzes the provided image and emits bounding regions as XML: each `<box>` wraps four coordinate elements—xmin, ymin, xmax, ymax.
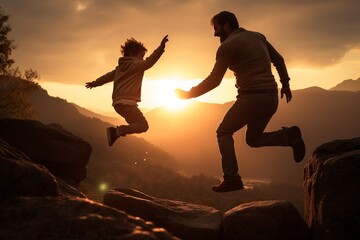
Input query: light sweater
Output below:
<box><xmin>189</xmin><ymin>28</ymin><xmax>290</xmax><ymax>97</ymax></box>
<box><xmin>92</xmin><ymin>46</ymin><xmax>165</xmax><ymax>105</ymax></box>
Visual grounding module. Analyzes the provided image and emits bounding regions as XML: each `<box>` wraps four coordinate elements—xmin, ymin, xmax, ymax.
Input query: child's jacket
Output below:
<box><xmin>92</xmin><ymin>45</ymin><xmax>165</xmax><ymax>105</ymax></box>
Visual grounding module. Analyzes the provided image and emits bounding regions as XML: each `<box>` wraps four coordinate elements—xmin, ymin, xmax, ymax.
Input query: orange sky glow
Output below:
<box><xmin>2</xmin><ymin>0</ymin><xmax>360</xmax><ymax>112</ymax></box>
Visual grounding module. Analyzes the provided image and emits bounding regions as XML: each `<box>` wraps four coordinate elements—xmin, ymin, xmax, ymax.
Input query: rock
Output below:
<box><xmin>55</xmin><ymin>176</ymin><xmax>87</xmax><ymax>198</ymax></box>
<box><xmin>0</xmin><ymin>138</ymin><xmax>59</xmax><ymax>199</ymax></box>
<box><xmin>304</xmin><ymin>137</ymin><xmax>360</xmax><ymax>240</ymax></box>
<box><xmin>104</xmin><ymin>188</ymin><xmax>222</xmax><ymax>240</ymax></box>
<box><xmin>223</xmin><ymin>200</ymin><xmax>309</xmax><ymax>240</ymax></box>
<box><xmin>0</xmin><ymin>138</ymin><xmax>86</xmax><ymax>199</ymax></box>
<box><xmin>0</xmin><ymin>196</ymin><xmax>179</xmax><ymax>240</ymax></box>
<box><xmin>0</xmin><ymin>118</ymin><xmax>92</xmax><ymax>187</ymax></box>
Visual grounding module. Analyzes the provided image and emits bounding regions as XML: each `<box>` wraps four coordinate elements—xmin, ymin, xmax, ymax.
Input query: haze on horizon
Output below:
<box><xmin>2</xmin><ymin>0</ymin><xmax>360</xmax><ymax>112</ymax></box>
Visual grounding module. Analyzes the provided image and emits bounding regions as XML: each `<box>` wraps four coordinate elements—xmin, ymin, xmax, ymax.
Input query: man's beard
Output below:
<box><xmin>220</xmin><ymin>35</ymin><xmax>227</xmax><ymax>43</ymax></box>
<box><xmin>220</xmin><ymin>33</ymin><xmax>229</xmax><ymax>43</ymax></box>
<box><xmin>218</xmin><ymin>27</ymin><xmax>229</xmax><ymax>43</ymax></box>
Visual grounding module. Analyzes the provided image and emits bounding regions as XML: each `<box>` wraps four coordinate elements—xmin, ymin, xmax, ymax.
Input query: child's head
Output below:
<box><xmin>121</xmin><ymin>38</ymin><xmax>147</xmax><ymax>59</ymax></box>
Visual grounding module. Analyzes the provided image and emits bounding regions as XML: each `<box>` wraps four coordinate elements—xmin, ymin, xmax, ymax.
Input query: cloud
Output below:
<box><xmin>1</xmin><ymin>0</ymin><xmax>360</xmax><ymax>84</ymax></box>
<box><xmin>234</xmin><ymin>0</ymin><xmax>360</xmax><ymax>67</ymax></box>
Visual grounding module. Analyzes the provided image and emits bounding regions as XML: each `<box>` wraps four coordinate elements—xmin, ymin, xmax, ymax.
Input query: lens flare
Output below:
<box><xmin>99</xmin><ymin>183</ymin><xmax>108</xmax><ymax>191</ymax></box>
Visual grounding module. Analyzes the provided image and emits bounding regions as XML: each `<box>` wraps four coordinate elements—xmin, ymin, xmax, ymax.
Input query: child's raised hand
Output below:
<box><xmin>161</xmin><ymin>35</ymin><xmax>169</xmax><ymax>48</ymax></box>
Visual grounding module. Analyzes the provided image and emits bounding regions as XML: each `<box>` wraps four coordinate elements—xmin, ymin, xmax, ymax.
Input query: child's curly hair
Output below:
<box><xmin>121</xmin><ymin>38</ymin><xmax>147</xmax><ymax>57</ymax></box>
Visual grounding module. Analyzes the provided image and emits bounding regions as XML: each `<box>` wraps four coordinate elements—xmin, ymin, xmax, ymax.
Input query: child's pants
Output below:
<box><xmin>113</xmin><ymin>104</ymin><xmax>149</xmax><ymax>136</ymax></box>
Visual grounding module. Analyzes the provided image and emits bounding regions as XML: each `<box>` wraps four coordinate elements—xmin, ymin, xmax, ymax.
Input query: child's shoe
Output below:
<box><xmin>106</xmin><ymin>127</ymin><xmax>118</xmax><ymax>146</ymax></box>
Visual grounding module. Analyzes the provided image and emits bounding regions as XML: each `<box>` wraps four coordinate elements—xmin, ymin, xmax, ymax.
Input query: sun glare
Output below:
<box><xmin>142</xmin><ymin>77</ymin><xmax>195</xmax><ymax>110</ymax></box>
<box><xmin>162</xmin><ymin>88</ymin><xmax>190</xmax><ymax>110</ymax></box>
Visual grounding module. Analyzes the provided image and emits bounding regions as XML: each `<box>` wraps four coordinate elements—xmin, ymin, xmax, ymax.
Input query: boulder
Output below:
<box><xmin>304</xmin><ymin>137</ymin><xmax>360</xmax><ymax>240</ymax></box>
<box><xmin>0</xmin><ymin>138</ymin><xmax>85</xmax><ymax>199</ymax></box>
<box><xmin>0</xmin><ymin>138</ymin><xmax>58</xmax><ymax>198</ymax></box>
<box><xmin>104</xmin><ymin>188</ymin><xmax>222</xmax><ymax>240</ymax></box>
<box><xmin>0</xmin><ymin>196</ymin><xmax>179</xmax><ymax>240</ymax></box>
<box><xmin>223</xmin><ymin>200</ymin><xmax>309</xmax><ymax>240</ymax></box>
<box><xmin>0</xmin><ymin>118</ymin><xmax>92</xmax><ymax>187</ymax></box>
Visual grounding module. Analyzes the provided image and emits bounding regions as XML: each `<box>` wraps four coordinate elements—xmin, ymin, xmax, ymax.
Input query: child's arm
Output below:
<box><xmin>85</xmin><ymin>69</ymin><xmax>116</xmax><ymax>89</ymax></box>
<box><xmin>138</xmin><ymin>35</ymin><xmax>168</xmax><ymax>70</ymax></box>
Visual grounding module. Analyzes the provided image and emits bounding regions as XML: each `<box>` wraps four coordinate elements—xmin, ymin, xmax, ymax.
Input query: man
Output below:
<box><xmin>175</xmin><ymin>11</ymin><xmax>305</xmax><ymax>193</ymax></box>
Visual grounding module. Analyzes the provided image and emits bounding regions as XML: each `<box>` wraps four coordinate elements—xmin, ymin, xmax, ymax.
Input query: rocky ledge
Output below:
<box><xmin>1</xmin><ymin>118</ymin><xmax>359</xmax><ymax>240</ymax></box>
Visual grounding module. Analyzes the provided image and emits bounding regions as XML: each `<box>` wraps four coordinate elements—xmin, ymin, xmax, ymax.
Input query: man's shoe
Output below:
<box><xmin>106</xmin><ymin>127</ymin><xmax>118</xmax><ymax>146</ymax></box>
<box><xmin>288</xmin><ymin>126</ymin><xmax>306</xmax><ymax>163</ymax></box>
<box><xmin>212</xmin><ymin>179</ymin><xmax>244</xmax><ymax>193</ymax></box>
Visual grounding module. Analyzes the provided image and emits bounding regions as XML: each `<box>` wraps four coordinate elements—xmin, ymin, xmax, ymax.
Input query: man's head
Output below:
<box><xmin>121</xmin><ymin>38</ymin><xmax>147</xmax><ymax>59</ymax></box>
<box><xmin>211</xmin><ymin>11</ymin><xmax>239</xmax><ymax>43</ymax></box>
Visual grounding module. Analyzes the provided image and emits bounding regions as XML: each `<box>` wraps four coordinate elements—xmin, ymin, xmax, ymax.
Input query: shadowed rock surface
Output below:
<box><xmin>104</xmin><ymin>188</ymin><xmax>222</xmax><ymax>240</ymax></box>
<box><xmin>0</xmin><ymin>138</ymin><xmax>59</xmax><ymax>198</ymax></box>
<box><xmin>304</xmin><ymin>137</ymin><xmax>360</xmax><ymax>240</ymax></box>
<box><xmin>223</xmin><ymin>200</ymin><xmax>309</xmax><ymax>240</ymax></box>
<box><xmin>0</xmin><ymin>118</ymin><xmax>92</xmax><ymax>187</ymax></box>
<box><xmin>1</xmin><ymin>137</ymin><xmax>86</xmax><ymax>199</ymax></box>
<box><xmin>0</xmin><ymin>196</ymin><xmax>179</xmax><ymax>240</ymax></box>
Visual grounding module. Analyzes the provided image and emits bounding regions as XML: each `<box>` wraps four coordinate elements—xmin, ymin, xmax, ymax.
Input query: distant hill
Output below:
<box><xmin>330</xmin><ymin>78</ymin><xmax>360</xmax><ymax>91</ymax></box>
<box><xmin>71</xmin><ymin>103</ymin><xmax>122</xmax><ymax>126</ymax></box>
<box><xmin>142</xmin><ymin>86</ymin><xmax>360</xmax><ymax>184</ymax></box>
<box><xmin>72</xmin><ymin>103</ymin><xmax>151</xmax><ymax>126</ymax></box>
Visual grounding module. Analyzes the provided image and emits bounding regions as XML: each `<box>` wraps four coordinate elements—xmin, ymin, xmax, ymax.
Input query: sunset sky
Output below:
<box><xmin>2</xmin><ymin>0</ymin><xmax>360</xmax><ymax>113</ymax></box>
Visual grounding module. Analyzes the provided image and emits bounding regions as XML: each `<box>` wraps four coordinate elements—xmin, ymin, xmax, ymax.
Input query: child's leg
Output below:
<box><xmin>113</xmin><ymin>104</ymin><xmax>149</xmax><ymax>136</ymax></box>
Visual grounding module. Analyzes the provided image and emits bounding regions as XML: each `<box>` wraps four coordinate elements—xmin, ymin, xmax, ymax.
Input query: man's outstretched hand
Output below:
<box><xmin>175</xmin><ymin>89</ymin><xmax>191</xmax><ymax>99</ymax></box>
<box><xmin>281</xmin><ymin>86</ymin><xmax>292</xmax><ymax>103</ymax></box>
<box><xmin>85</xmin><ymin>81</ymin><xmax>96</xmax><ymax>89</ymax></box>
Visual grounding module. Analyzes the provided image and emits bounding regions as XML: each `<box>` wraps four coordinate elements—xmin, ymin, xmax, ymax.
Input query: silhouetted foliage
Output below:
<box><xmin>0</xmin><ymin>6</ymin><xmax>16</xmax><ymax>75</ymax></box>
<box><xmin>0</xmin><ymin>75</ymin><xmax>39</xmax><ymax>119</ymax></box>
<box><xmin>0</xmin><ymin>7</ymin><xmax>41</xmax><ymax>119</ymax></box>
<box><xmin>0</xmin><ymin>7</ymin><xmax>40</xmax><ymax>81</ymax></box>
<box><xmin>24</xmin><ymin>68</ymin><xmax>41</xmax><ymax>81</ymax></box>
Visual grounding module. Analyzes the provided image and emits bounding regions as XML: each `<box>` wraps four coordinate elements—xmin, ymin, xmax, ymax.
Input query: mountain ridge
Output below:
<box><xmin>329</xmin><ymin>77</ymin><xmax>360</xmax><ymax>91</ymax></box>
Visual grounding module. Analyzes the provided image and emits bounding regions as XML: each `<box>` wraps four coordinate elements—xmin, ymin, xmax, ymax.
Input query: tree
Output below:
<box><xmin>24</xmin><ymin>68</ymin><xmax>41</xmax><ymax>81</ymax></box>
<box><xmin>0</xmin><ymin>75</ymin><xmax>39</xmax><ymax>119</ymax></box>
<box><xmin>0</xmin><ymin>6</ymin><xmax>16</xmax><ymax>75</ymax></box>
<box><xmin>0</xmin><ymin>7</ymin><xmax>40</xmax><ymax>119</ymax></box>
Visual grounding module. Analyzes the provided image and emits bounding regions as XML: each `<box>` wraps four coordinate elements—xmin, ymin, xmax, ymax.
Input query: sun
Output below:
<box><xmin>142</xmin><ymin>77</ymin><xmax>195</xmax><ymax>110</ymax></box>
<box><xmin>162</xmin><ymin>88</ymin><xmax>190</xmax><ymax>110</ymax></box>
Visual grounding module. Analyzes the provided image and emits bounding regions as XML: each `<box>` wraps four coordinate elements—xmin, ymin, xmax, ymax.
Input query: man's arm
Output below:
<box><xmin>176</xmin><ymin>46</ymin><xmax>229</xmax><ymax>99</ymax></box>
<box><xmin>266</xmin><ymin>41</ymin><xmax>290</xmax><ymax>87</ymax></box>
<box><xmin>266</xmin><ymin>41</ymin><xmax>292</xmax><ymax>102</ymax></box>
<box><xmin>188</xmin><ymin>60</ymin><xmax>228</xmax><ymax>98</ymax></box>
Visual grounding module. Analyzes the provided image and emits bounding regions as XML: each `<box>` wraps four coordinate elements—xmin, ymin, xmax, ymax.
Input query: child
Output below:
<box><xmin>86</xmin><ymin>35</ymin><xmax>169</xmax><ymax>146</ymax></box>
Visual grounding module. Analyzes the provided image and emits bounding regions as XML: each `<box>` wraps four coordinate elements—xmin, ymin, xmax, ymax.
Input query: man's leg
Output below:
<box><xmin>245</xmin><ymin>94</ymin><xmax>305</xmax><ymax>162</ymax></box>
<box><xmin>245</xmin><ymin>93</ymin><xmax>286</xmax><ymax>147</ymax></box>
<box><xmin>247</xmin><ymin>125</ymin><xmax>305</xmax><ymax>162</ymax></box>
<box><xmin>213</xmin><ymin>99</ymin><xmax>250</xmax><ymax>192</ymax></box>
